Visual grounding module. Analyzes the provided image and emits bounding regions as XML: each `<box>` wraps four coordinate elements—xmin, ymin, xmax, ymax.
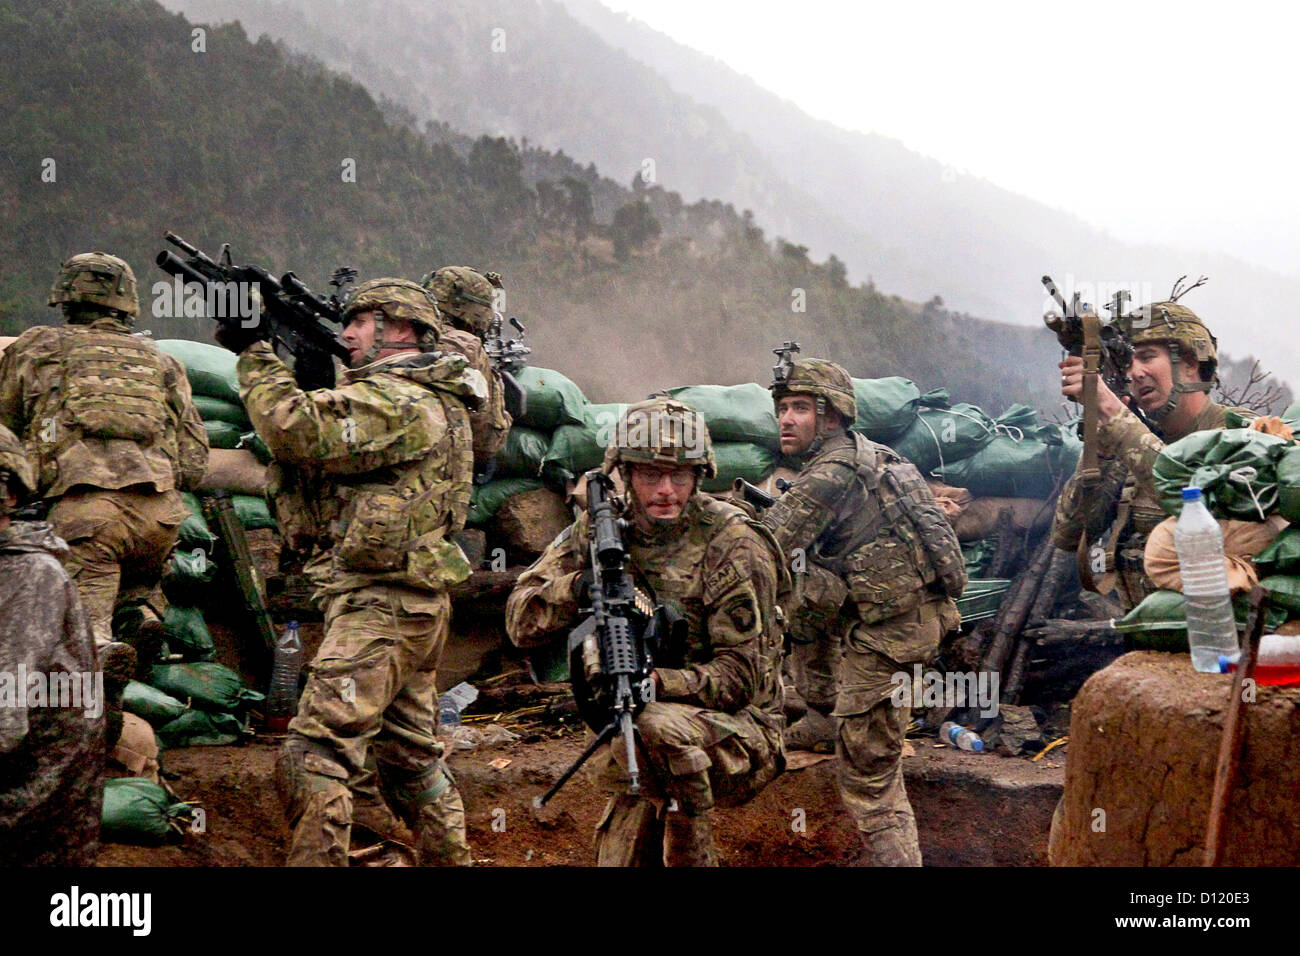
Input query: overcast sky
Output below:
<box><xmin>599</xmin><ymin>0</ymin><xmax>1298</xmax><ymax>280</ymax></box>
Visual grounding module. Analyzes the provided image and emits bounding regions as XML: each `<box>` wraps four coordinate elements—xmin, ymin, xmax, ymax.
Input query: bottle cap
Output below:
<box><xmin>1182</xmin><ymin>487</ymin><xmax>1203</xmax><ymax>501</ymax></box>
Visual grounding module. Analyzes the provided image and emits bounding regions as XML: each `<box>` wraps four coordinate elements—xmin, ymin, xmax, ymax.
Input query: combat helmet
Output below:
<box><xmin>605</xmin><ymin>397</ymin><xmax>717</xmax><ymax>481</ymax></box>
<box><xmin>0</xmin><ymin>423</ymin><xmax>35</xmax><ymax>513</ymax></box>
<box><xmin>1127</xmin><ymin>297</ymin><xmax>1218</xmax><ymax>420</ymax></box>
<box><xmin>47</xmin><ymin>252</ymin><xmax>139</xmax><ymax>322</ymax></box>
<box><xmin>343</xmin><ymin>277</ymin><xmax>445</xmax><ymax>363</ymax></box>
<box><xmin>770</xmin><ymin>345</ymin><xmax>857</xmax><ymax>453</ymax></box>
<box><xmin>422</xmin><ymin>266</ymin><xmax>501</xmax><ymax>337</ymax></box>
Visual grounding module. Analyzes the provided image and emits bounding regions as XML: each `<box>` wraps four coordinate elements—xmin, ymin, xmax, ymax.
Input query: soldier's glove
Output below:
<box><xmin>214</xmin><ymin>319</ymin><xmax>270</xmax><ymax>355</ymax></box>
<box><xmin>571</xmin><ymin>570</ymin><xmax>594</xmax><ymax>608</ymax></box>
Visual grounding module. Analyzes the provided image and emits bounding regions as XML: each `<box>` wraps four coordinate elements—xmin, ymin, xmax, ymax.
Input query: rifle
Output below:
<box><xmin>1042</xmin><ymin>276</ymin><xmax>1144</xmax><ymax>591</ymax></box>
<box><xmin>533</xmin><ymin>471</ymin><xmax>671</xmax><ymax>809</ymax></box>
<box><xmin>483</xmin><ymin>312</ymin><xmax>531</xmax><ymax>419</ymax></box>
<box><xmin>156</xmin><ymin>232</ymin><xmax>356</xmax><ymax>390</ymax></box>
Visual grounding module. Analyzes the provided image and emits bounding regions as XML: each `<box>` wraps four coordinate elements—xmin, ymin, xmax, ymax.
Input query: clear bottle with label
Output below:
<box><xmin>939</xmin><ymin>721</ymin><xmax>984</xmax><ymax>752</ymax></box>
<box><xmin>1174</xmin><ymin>488</ymin><xmax>1239</xmax><ymax>673</ymax></box>
<box><xmin>266</xmin><ymin>621</ymin><xmax>303</xmax><ymax>733</ymax></box>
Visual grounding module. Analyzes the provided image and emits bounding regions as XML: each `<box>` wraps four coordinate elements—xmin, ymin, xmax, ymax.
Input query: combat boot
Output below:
<box><xmin>663</xmin><ymin>810</ymin><xmax>718</xmax><ymax>867</ymax></box>
<box><xmin>783</xmin><ymin>705</ymin><xmax>835</xmax><ymax>753</ymax></box>
<box><xmin>111</xmin><ymin>602</ymin><xmax>165</xmax><ymax>679</ymax></box>
<box><xmin>594</xmin><ymin>793</ymin><xmax>664</xmax><ymax>867</ymax></box>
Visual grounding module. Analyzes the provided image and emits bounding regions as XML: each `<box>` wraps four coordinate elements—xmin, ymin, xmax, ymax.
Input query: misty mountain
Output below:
<box><xmin>162</xmin><ymin>0</ymin><xmax>1299</xmax><ymax>389</ymax></box>
<box><xmin>1</xmin><ymin>0</ymin><xmax>1088</xmax><ymax>417</ymax></box>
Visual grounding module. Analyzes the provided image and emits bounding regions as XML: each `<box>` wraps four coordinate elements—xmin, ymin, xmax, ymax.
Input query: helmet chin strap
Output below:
<box><xmin>1147</xmin><ymin>343</ymin><xmax>1213</xmax><ymax>424</ymax></box>
<box><xmin>803</xmin><ymin>397</ymin><xmax>834</xmax><ymax>457</ymax></box>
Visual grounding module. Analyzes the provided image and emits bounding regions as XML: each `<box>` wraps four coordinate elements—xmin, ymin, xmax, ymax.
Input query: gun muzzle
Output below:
<box><xmin>155</xmin><ymin>250</ymin><xmax>213</xmax><ymax>289</ymax></box>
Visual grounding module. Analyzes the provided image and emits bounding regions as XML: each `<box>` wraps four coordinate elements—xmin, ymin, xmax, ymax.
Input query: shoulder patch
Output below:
<box><xmin>705</xmin><ymin>561</ymin><xmax>740</xmax><ymax>597</ymax></box>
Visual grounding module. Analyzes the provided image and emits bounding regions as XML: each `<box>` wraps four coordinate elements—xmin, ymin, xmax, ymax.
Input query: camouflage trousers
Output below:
<box><xmin>276</xmin><ymin>584</ymin><xmax>471</xmax><ymax>867</ymax></box>
<box><xmin>590</xmin><ymin>700</ymin><xmax>784</xmax><ymax>866</ymax></box>
<box><xmin>786</xmin><ymin>624</ymin><xmax>842</xmax><ymax>713</ymax></box>
<box><xmin>832</xmin><ymin>599</ymin><xmax>954</xmax><ymax>867</ymax></box>
<box><xmin>49</xmin><ymin>488</ymin><xmax>185</xmax><ymax>648</ymax></box>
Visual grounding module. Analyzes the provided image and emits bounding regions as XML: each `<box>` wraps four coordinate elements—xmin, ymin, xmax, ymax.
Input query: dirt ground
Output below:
<box><xmin>97</xmin><ymin>728</ymin><xmax>1063</xmax><ymax>867</ymax></box>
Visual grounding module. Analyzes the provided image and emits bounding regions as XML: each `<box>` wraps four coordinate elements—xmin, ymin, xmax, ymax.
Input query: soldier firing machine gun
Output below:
<box><xmin>156</xmin><ymin>232</ymin><xmax>356</xmax><ymax>391</ymax></box>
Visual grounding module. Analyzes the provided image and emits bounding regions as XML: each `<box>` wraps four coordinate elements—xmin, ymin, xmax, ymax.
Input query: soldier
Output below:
<box><xmin>217</xmin><ymin>277</ymin><xmax>484</xmax><ymax>867</ymax></box>
<box><xmin>422</xmin><ymin>266</ymin><xmax>512</xmax><ymax>465</ymax></box>
<box><xmin>505</xmin><ymin>399</ymin><xmax>788</xmax><ymax>866</ymax></box>
<box><xmin>0</xmin><ymin>423</ymin><xmax>104</xmax><ymax>866</ymax></box>
<box><xmin>760</xmin><ymin>356</ymin><xmax>965</xmax><ymax>866</ymax></box>
<box><xmin>0</xmin><ymin>252</ymin><xmax>208</xmax><ymax>740</ymax></box>
<box><xmin>1054</xmin><ymin>301</ymin><xmax>1234</xmax><ymax>609</ymax></box>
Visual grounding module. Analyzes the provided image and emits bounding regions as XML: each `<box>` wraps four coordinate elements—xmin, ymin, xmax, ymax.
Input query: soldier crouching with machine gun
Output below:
<box><xmin>505</xmin><ymin>399</ymin><xmax>789</xmax><ymax>866</ymax></box>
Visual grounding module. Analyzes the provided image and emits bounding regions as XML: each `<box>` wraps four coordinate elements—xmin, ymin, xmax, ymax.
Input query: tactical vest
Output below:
<box><xmin>626</xmin><ymin>495</ymin><xmax>789</xmax><ymax>717</ymax></box>
<box><xmin>56</xmin><ymin>327</ymin><xmax>169</xmax><ymax>442</ymax></box>
<box><xmin>813</xmin><ymin>432</ymin><xmax>967</xmax><ymax>624</ymax></box>
<box><xmin>324</xmin><ymin>380</ymin><xmax>476</xmax><ymax>591</ymax></box>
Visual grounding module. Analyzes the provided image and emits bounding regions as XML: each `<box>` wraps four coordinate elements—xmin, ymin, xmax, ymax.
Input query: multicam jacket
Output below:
<box><xmin>1052</xmin><ymin>401</ymin><xmax>1232</xmax><ymax>608</ymax></box>
<box><xmin>762</xmin><ymin>430</ymin><xmax>962</xmax><ymax>659</ymax></box>
<box><xmin>0</xmin><ymin>521</ymin><xmax>103</xmax><ymax>866</ymax></box>
<box><xmin>505</xmin><ymin>494</ymin><xmax>785</xmax><ymax>722</ymax></box>
<box><xmin>238</xmin><ymin>341</ymin><xmax>485</xmax><ymax>599</ymax></box>
<box><xmin>0</xmin><ymin>318</ymin><xmax>208</xmax><ymax>498</ymax></box>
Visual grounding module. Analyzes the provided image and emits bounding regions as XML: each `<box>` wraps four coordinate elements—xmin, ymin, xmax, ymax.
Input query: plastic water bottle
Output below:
<box><xmin>939</xmin><ymin>721</ymin><xmax>984</xmax><ymax>752</ymax></box>
<box><xmin>266</xmin><ymin>621</ymin><xmax>303</xmax><ymax>732</ymax></box>
<box><xmin>1173</xmin><ymin>488</ymin><xmax>1239</xmax><ymax>673</ymax></box>
<box><xmin>1219</xmin><ymin>634</ymin><xmax>1300</xmax><ymax>686</ymax></box>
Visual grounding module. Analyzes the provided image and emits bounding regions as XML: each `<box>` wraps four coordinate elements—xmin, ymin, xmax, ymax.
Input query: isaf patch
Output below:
<box><xmin>705</xmin><ymin>561</ymin><xmax>740</xmax><ymax>599</ymax></box>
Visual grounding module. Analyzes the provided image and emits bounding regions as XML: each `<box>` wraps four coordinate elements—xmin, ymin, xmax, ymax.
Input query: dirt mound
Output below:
<box><xmin>1050</xmin><ymin>651</ymin><xmax>1300</xmax><ymax>866</ymax></box>
<box><xmin>97</xmin><ymin>731</ymin><xmax>1061</xmax><ymax>867</ymax></box>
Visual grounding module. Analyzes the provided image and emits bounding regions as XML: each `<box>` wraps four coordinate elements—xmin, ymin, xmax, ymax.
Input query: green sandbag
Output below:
<box><xmin>233</xmin><ymin>493</ymin><xmax>276</xmax><ymax>530</ymax></box>
<box><xmin>493</xmin><ymin>426</ymin><xmax>551</xmax><ymax>478</ymax></box>
<box><xmin>701</xmin><ymin>443</ymin><xmax>778</xmax><ymax>493</ymax></box>
<box><xmin>961</xmin><ymin>537</ymin><xmax>998</xmax><ymax>578</ymax></box>
<box><xmin>122</xmin><ymin>680</ymin><xmax>189</xmax><ymax>728</ymax></box>
<box><xmin>148</xmin><ymin>662</ymin><xmax>265</xmax><ymax>713</ymax></box>
<box><xmin>1116</xmin><ymin>589</ymin><xmax>1287</xmax><ymax>652</ymax></box>
<box><xmin>156</xmin><ymin>710</ymin><xmax>249</xmax><ymax>748</ymax></box>
<box><xmin>238</xmin><ymin>431</ymin><xmax>272</xmax><ymax>465</ymax></box>
<box><xmin>541</xmin><ymin>403</ymin><xmax>629</xmax><ymax>485</ymax></box>
<box><xmin>1256</xmin><ymin>528</ymin><xmax>1300</xmax><ymax>576</ymax></box>
<box><xmin>156</xmin><ymin>339</ymin><xmax>241</xmax><ymax>404</ymax></box>
<box><xmin>1154</xmin><ymin>428</ymin><xmax>1291</xmax><ymax>520</ymax></box>
<box><xmin>193</xmin><ymin>394</ymin><xmax>251</xmax><ymax>429</ymax></box>
<box><xmin>850</xmin><ymin>376</ymin><xmax>921</xmax><ymax>443</ymax></box>
<box><xmin>204</xmin><ymin>420</ymin><xmax>243</xmax><ymax>450</ymax></box>
<box><xmin>938</xmin><ymin>427</ymin><xmax>1081</xmax><ymax>499</ymax></box>
<box><xmin>663</xmin><ymin>383</ymin><xmax>779</xmax><ymax>448</ymax></box>
<box><xmin>161</xmin><ymin>549</ymin><xmax>218</xmax><ymax>607</ymax></box>
<box><xmin>468</xmin><ymin>478</ymin><xmax>545</xmax><ymax>526</ymax></box>
<box><xmin>1260</xmin><ymin>575</ymin><xmax>1300</xmax><ymax>616</ymax></box>
<box><xmin>993</xmin><ymin>403</ymin><xmax>1041</xmax><ymax>434</ymax></box>
<box><xmin>101</xmin><ymin>777</ymin><xmax>192</xmax><ymax>845</ymax></box>
<box><xmin>178</xmin><ymin>511</ymin><xmax>217</xmax><ymax>553</ymax></box>
<box><xmin>164</xmin><ymin>605</ymin><xmax>216</xmax><ymax>662</ymax></box>
<box><xmin>1277</xmin><ymin>445</ymin><xmax>1300</xmax><ymax>523</ymax></box>
<box><xmin>892</xmin><ymin>403</ymin><xmax>998</xmax><ymax>474</ymax></box>
<box><xmin>515</xmin><ymin>367</ymin><xmax>587</xmax><ymax>430</ymax></box>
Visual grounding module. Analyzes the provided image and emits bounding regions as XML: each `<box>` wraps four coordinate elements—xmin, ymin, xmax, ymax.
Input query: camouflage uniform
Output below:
<box><xmin>782</xmin><ymin>563</ymin><xmax>847</xmax><ymax>750</ymax></box>
<box><xmin>0</xmin><ymin>517</ymin><xmax>104</xmax><ymax>865</ymax></box>
<box><xmin>762</xmin><ymin>358</ymin><xmax>963</xmax><ymax>866</ymax></box>
<box><xmin>1052</xmin><ymin>302</ymin><xmax>1232</xmax><ymax>610</ymax></box>
<box><xmin>505</xmin><ymin>400</ymin><xmax>787</xmax><ymax>866</ymax></box>
<box><xmin>0</xmin><ymin>254</ymin><xmax>208</xmax><ymax>652</ymax></box>
<box><xmin>423</xmin><ymin>267</ymin><xmax>512</xmax><ymax>464</ymax></box>
<box><xmin>238</xmin><ymin>277</ymin><xmax>486</xmax><ymax>867</ymax></box>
